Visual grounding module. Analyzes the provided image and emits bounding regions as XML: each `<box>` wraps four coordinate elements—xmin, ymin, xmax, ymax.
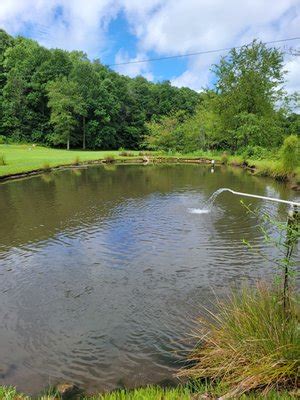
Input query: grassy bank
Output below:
<box><xmin>0</xmin><ymin>144</ymin><xmax>141</xmax><ymax>177</ymax></box>
<box><xmin>0</xmin><ymin>384</ymin><xmax>296</xmax><ymax>399</ymax></box>
<box><xmin>0</xmin><ymin>145</ymin><xmax>299</xmax><ymax>189</ymax></box>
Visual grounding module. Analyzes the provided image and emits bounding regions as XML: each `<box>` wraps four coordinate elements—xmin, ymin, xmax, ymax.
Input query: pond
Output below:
<box><xmin>0</xmin><ymin>164</ymin><xmax>298</xmax><ymax>395</ymax></box>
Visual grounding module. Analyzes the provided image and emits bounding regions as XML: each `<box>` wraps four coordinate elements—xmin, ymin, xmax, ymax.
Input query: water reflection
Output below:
<box><xmin>0</xmin><ymin>164</ymin><xmax>297</xmax><ymax>395</ymax></box>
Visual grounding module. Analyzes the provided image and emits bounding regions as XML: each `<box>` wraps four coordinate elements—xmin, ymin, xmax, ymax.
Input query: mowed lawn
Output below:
<box><xmin>0</xmin><ymin>144</ymin><xmax>140</xmax><ymax>177</ymax></box>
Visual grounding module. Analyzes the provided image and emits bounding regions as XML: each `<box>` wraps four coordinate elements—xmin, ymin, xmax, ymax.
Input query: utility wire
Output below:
<box><xmin>108</xmin><ymin>36</ymin><xmax>300</xmax><ymax>67</ymax></box>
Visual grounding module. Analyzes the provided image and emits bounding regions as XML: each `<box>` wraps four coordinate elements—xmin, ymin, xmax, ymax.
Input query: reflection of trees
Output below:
<box><xmin>0</xmin><ymin>164</ymin><xmax>293</xmax><ymax>251</ymax></box>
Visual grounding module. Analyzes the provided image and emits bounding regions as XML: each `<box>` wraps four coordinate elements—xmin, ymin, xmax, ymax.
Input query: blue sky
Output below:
<box><xmin>0</xmin><ymin>0</ymin><xmax>299</xmax><ymax>92</ymax></box>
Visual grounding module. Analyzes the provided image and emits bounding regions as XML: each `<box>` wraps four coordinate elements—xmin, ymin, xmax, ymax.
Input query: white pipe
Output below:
<box><xmin>225</xmin><ymin>189</ymin><xmax>300</xmax><ymax>207</ymax></box>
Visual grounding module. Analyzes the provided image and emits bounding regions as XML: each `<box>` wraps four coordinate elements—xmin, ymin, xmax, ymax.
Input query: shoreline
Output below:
<box><xmin>0</xmin><ymin>155</ymin><xmax>299</xmax><ymax>191</ymax></box>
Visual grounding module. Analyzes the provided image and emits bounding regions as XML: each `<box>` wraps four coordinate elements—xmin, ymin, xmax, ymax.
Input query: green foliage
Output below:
<box><xmin>104</xmin><ymin>154</ymin><xmax>115</xmax><ymax>163</ymax></box>
<box><xmin>0</xmin><ymin>384</ymin><xmax>296</xmax><ymax>399</ymax></box>
<box><xmin>0</xmin><ymin>29</ymin><xmax>199</xmax><ymax>150</ymax></box>
<box><xmin>180</xmin><ymin>284</ymin><xmax>299</xmax><ymax>397</ymax></box>
<box><xmin>0</xmin><ymin>135</ymin><xmax>7</xmax><ymax>144</ymax></box>
<box><xmin>146</xmin><ymin>41</ymin><xmax>296</xmax><ymax>154</ymax></box>
<box><xmin>240</xmin><ymin>145</ymin><xmax>270</xmax><ymax>160</ymax></box>
<box><xmin>119</xmin><ymin>150</ymin><xmax>134</xmax><ymax>156</ymax></box>
<box><xmin>46</xmin><ymin>77</ymin><xmax>86</xmax><ymax>149</ymax></box>
<box><xmin>220</xmin><ymin>151</ymin><xmax>229</xmax><ymax>164</ymax></box>
<box><xmin>280</xmin><ymin>135</ymin><xmax>299</xmax><ymax>174</ymax></box>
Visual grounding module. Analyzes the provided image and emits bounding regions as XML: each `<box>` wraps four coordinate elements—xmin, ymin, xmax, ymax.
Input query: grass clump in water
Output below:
<box><xmin>179</xmin><ymin>284</ymin><xmax>299</xmax><ymax>398</ymax></box>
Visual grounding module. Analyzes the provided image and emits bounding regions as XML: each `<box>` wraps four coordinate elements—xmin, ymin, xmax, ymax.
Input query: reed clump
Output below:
<box><xmin>0</xmin><ymin>154</ymin><xmax>6</xmax><ymax>165</ymax></box>
<box><xmin>73</xmin><ymin>156</ymin><xmax>80</xmax><ymax>165</ymax></box>
<box><xmin>119</xmin><ymin>150</ymin><xmax>134</xmax><ymax>157</ymax></box>
<box><xmin>42</xmin><ymin>162</ymin><xmax>50</xmax><ymax>170</ymax></box>
<box><xmin>104</xmin><ymin>155</ymin><xmax>115</xmax><ymax>163</ymax></box>
<box><xmin>179</xmin><ymin>284</ymin><xmax>299</xmax><ymax>398</ymax></box>
<box><xmin>280</xmin><ymin>135</ymin><xmax>299</xmax><ymax>176</ymax></box>
<box><xmin>220</xmin><ymin>151</ymin><xmax>229</xmax><ymax>165</ymax></box>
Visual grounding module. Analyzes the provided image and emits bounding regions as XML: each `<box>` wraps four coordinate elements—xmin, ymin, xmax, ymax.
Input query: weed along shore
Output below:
<box><xmin>0</xmin><ymin>145</ymin><xmax>299</xmax><ymax>190</ymax></box>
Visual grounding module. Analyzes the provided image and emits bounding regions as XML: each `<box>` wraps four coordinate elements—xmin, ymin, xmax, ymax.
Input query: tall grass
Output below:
<box><xmin>179</xmin><ymin>284</ymin><xmax>299</xmax><ymax>397</ymax></box>
<box><xmin>280</xmin><ymin>135</ymin><xmax>299</xmax><ymax>175</ymax></box>
<box><xmin>0</xmin><ymin>154</ymin><xmax>6</xmax><ymax>165</ymax></box>
<box><xmin>104</xmin><ymin>155</ymin><xmax>115</xmax><ymax>163</ymax></box>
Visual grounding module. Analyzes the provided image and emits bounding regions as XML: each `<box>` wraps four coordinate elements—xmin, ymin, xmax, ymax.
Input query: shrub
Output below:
<box><xmin>0</xmin><ymin>154</ymin><xmax>6</xmax><ymax>165</ymax></box>
<box><xmin>179</xmin><ymin>284</ymin><xmax>299</xmax><ymax>397</ymax></box>
<box><xmin>241</xmin><ymin>145</ymin><xmax>268</xmax><ymax>160</ymax></box>
<box><xmin>280</xmin><ymin>135</ymin><xmax>299</xmax><ymax>174</ymax></box>
<box><xmin>104</xmin><ymin>155</ymin><xmax>115</xmax><ymax>163</ymax></box>
<box><xmin>42</xmin><ymin>162</ymin><xmax>50</xmax><ymax>170</ymax></box>
<box><xmin>220</xmin><ymin>151</ymin><xmax>229</xmax><ymax>165</ymax></box>
<box><xmin>119</xmin><ymin>150</ymin><xmax>134</xmax><ymax>157</ymax></box>
<box><xmin>73</xmin><ymin>156</ymin><xmax>80</xmax><ymax>165</ymax></box>
<box><xmin>0</xmin><ymin>135</ymin><xmax>7</xmax><ymax>144</ymax></box>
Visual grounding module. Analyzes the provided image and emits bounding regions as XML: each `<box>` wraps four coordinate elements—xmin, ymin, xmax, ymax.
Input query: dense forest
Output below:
<box><xmin>0</xmin><ymin>29</ymin><xmax>299</xmax><ymax>152</ymax></box>
<box><xmin>0</xmin><ymin>29</ymin><xmax>199</xmax><ymax>150</ymax></box>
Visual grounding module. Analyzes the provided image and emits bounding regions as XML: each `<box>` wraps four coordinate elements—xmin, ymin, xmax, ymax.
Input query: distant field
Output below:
<box><xmin>0</xmin><ymin>144</ymin><xmax>141</xmax><ymax>177</ymax></box>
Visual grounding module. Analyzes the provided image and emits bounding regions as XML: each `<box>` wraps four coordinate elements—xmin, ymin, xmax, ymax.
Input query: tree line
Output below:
<box><xmin>146</xmin><ymin>41</ymin><xmax>299</xmax><ymax>155</ymax></box>
<box><xmin>0</xmin><ymin>30</ymin><xmax>298</xmax><ymax>153</ymax></box>
<box><xmin>0</xmin><ymin>29</ymin><xmax>199</xmax><ymax>150</ymax></box>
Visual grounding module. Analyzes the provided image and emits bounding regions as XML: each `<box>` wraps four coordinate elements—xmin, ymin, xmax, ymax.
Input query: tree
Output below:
<box><xmin>212</xmin><ymin>40</ymin><xmax>286</xmax><ymax>150</ymax></box>
<box><xmin>46</xmin><ymin>77</ymin><xmax>86</xmax><ymax>149</ymax></box>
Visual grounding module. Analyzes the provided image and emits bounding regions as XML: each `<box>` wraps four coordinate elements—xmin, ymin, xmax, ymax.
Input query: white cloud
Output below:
<box><xmin>119</xmin><ymin>0</ymin><xmax>300</xmax><ymax>92</ymax></box>
<box><xmin>114</xmin><ymin>50</ymin><xmax>153</xmax><ymax>80</ymax></box>
<box><xmin>285</xmin><ymin>57</ymin><xmax>300</xmax><ymax>94</ymax></box>
<box><xmin>0</xmin><ymin>0</ymin><xmax>119</xmax><ymax>57</ymax></box>
<box><xmin>0</xmin><ymin>0</ymin><xmax>299</xmax><ymax>92</ymax></box>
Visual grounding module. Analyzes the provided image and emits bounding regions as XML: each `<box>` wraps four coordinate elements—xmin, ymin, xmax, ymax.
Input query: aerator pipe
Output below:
<box><xmin>224</xmin><ymin>189</ymin><xmax>300</xmax><ymax>207</ymax></box>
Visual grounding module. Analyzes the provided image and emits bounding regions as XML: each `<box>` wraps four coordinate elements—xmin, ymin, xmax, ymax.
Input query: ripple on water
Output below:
<box><xmin>0</xmin><ymin>164</ymin><xmax>297</xmax><ymax>394</ymax></box>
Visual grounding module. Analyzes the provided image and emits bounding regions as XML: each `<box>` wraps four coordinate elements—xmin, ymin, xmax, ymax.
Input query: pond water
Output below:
<box><xmin>0</xmin><ymin>164</ymin><xmax>298</xmax><ymax>395</ymax></box>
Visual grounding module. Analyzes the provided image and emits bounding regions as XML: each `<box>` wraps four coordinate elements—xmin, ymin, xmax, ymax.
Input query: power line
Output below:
<box><xmin>108</xmin><ymin>36</ymin><xmax>300</xmax><ymax>67</ymax></box>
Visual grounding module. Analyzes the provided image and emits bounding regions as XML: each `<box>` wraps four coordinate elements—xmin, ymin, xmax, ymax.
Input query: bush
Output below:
<box><xmin>119</xmin><ymin>150</ymin><xmax>134</xmax><ymax>157</ymax></box>
<box><xmin>241</xmin><ymin>145</ymin><xmax>268</xmax><ymax>160</ymax></box>
<box><xmin>104</xmin><ymin>155</ymin><xmax>115</xmax><ymax>163</ymax></box>
<box><xmin>180</xmin><ymin>284</ymin><xmax>299</xmax><ymax>397</ymax></box>
<box><xmin>0</xmin><ymin>154</ymin><xmax>6</xmax><ymax>165</ymax></box>
<box><xmin>42</xmin><ymin>162</ymin><xmax>50</xmax><ymax>170</ymax></box>
<box><xmin>73</xmin><ymin>156</ymin><xmax>80</xmax><ymax>165</ymax></box>
<box><xmin>280</xmin><ymin>135</ymin><xmax>299</xmax><ymax>174</ymax></box>
<box><xmin>220</xmin><ymin>151</ymin><xmax>229</xmax><ymax>165</ymax></box>
<box><xmin>0</xmin><ymin>135</ymin><xmax>7</xmax><ymax>144</ymax></box>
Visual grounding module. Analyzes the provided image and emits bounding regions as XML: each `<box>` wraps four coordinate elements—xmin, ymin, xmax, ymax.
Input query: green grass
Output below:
<box><xmin>0</xmin><ymin>384</ymin><xmax>297</xmax><ymax>399</ymax></box>
<box><xmin>0</xmin><ymin>145</ymin><xmax>299</xmax><ymax>185</ymax></box>
<box><xmin>0</xmin><ymin>144</ymin><xmax>141</xmax><ymax>177</ymax></box>
<box><xmin>179</xmin><ymin>284</ymin><xmax>299</xmax><ymax>398</ymax></box>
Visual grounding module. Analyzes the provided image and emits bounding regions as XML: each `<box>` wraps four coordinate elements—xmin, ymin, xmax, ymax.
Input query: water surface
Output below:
<box><xmin>0</xmin><ymin>164</ymin><xmax>297</xmax><ymax>394</ymax></box>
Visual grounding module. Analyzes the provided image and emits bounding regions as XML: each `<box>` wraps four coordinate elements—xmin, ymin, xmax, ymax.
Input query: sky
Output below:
<box><xmin>0</xmin><ymin>0</ymin><xmax>299</xmax><ymax>93</ymax></box>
